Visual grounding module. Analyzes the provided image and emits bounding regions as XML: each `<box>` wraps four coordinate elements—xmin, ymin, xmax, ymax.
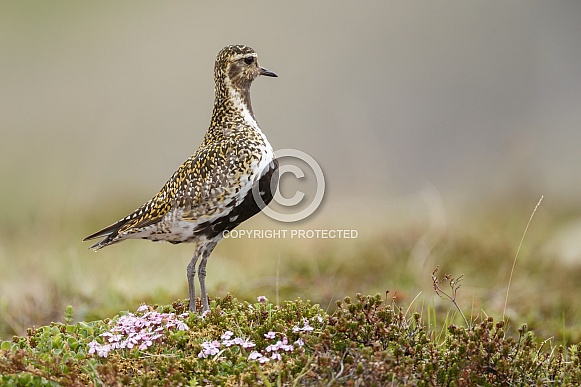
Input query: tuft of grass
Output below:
<box><xmin>503</xmin><ymin>195</ymin><xmax>544</xmax><ymax>320</ymax></box>
<box><xmin>2</xmin><ymin>295</ymin><xmax>581</xmax><ymax>385</ymax></box>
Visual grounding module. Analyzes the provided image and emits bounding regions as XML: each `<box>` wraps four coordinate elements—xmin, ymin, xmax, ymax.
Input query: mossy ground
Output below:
<box><xmin>2</xmin><ymin>200</ymin><xmax>581</xmax><ymax>385</ymax></box>
<box><xmin>2</xmin><ymin>294</ymin><xmax>581</xmax><ymax>386</ymax></box>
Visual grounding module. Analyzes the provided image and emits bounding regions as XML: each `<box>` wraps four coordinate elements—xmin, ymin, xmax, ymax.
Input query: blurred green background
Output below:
<box><xmin>1</xmin><ymin>2</ymin><xmax>581</xmax><ymax>340</ymax></box>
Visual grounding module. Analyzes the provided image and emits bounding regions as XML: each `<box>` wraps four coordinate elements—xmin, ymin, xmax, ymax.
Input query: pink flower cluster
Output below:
<box><xmin>198</xmin><ymin>330</ymin><xmax>305</xmax><ymax>364</ymax></box>
<box><xmin>221</xmin><ymin>330</ymin><xmax>256</xmax><ymax>349</ymax></box>
<box><xmin>197</xmin><ymin>330</ymin><xmax>256</xmax><ymax>359</ymax></box>
<box><xmin>248</xmin><ymin>331</ymin><xmax>305</xmax><ymax>363</ymax></box>
<box><xmin>292</xmin><ymin>318</ymin><xmax>315</xmax><ymax>333</ymax></box>
<box><xmin>88</xmin><ymin>304</ymin><xmax>189</xmax><ymax>358</ymax></box>
<box><xmin>204</xmin><ymin>311</ymin><xmax>324</xmax><ymax>364</ymax></box>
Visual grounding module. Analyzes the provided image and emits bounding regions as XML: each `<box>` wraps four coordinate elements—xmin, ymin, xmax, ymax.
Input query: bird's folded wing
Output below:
<box><xmin>119</xmin><ymin>138</ymin><xmax>260</xmax><ymax>232</ymax></box>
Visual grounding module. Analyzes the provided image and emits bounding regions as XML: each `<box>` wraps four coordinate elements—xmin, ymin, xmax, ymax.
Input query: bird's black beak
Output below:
<box><xmin>259</xmin><ymin>67</ymin><xmax>278</xmax><ymax>77</ymax></box>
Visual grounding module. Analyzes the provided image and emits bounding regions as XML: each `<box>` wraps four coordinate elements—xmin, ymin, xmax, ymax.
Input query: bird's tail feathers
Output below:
<box><xmin>83</xmin><ymin>219</ymin><xmax>130</xmax><ymax>250</ymax></box>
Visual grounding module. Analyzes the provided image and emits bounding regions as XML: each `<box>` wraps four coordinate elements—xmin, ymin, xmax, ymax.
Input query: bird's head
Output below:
<box><xmin>215</xmin><ymin>45</ymin><xmax>277</xmax><ymax>91</ymax></box>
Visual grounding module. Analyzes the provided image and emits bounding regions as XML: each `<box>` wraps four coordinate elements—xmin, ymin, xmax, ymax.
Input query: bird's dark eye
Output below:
<box><xmin>244</xmin><ymin>57</ymin><xmax>254</xmax><ymax>65</ymax></box>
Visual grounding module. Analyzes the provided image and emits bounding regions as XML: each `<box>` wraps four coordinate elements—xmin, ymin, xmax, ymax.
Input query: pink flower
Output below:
<box><xmin>241</xmin><ymin>339</ymin><xmax>256</xmax><ymax>349</ymax></box>
<box><xmin>257</xmin><ymin>296</ymin><xmax>268</xmax><ymax>303</ymax></box>
<box><xmin>248</xmin><ymin>351</ymin><xmax>270</xmax><ymax>363</ymax></box>
<box><xmin>88</xmin><ymin>305</ymin><xmax>190</xmax><ymax>358</ymax></box>
<box><xmin>198</xmin><ymin>340</ymin><xmax>221</xmax><ymax>358</ymax></box>
<box><xmin>233</xmin><ymin>337</ymin><xmax>244</xmax><ymax>346</ymax></box>
<box><xmin>137</xmin><ymin>304</ymin><xmax>149</xmax><ymax>313</ymax></box>
<box><xmin>292</xmin><ymin>318</ymin><xmax>314</xmax><ymax>333</ymax></box>
<box><xmin>264</xmin><ymin>331</ymin><xmax>276</xmax><ymax>340</ymax></box>
<box><xmin>266</xmin><ymin>337</ymin><xmax>294</xmax><ymax>353</ymax></box>
<box><xmin>139</xmin><ymin>339</ymin><xmax>153</xmax><ymax>350</ymax></box>
<box><xmin>248</xmin><ymin>351</ymin><xmax>263</xmax><ymax>360</ymax></box>
<box><xmin>222</xmin><ymin>335</ymin><xmax>255</xmax><ymax>349</ymax></box>
<box><xmin>88</xmin><ymin>341</ymin><xmax>112</xmax><ymax>358</ymax></box>
<box><xmin>221</xmin><ymin>331</ymin><xmax>234</xmax><ymax>340</ymax></box>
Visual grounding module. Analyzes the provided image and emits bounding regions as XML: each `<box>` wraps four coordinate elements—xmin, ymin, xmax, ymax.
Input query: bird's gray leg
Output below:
<box><xmin>187</xmin><ymin>252</ymin><xmax>200</xmax><ymax>312</ymax></box>
<box><xmin>198</xmin><ymin>253</ymin><xmax>210</xmax><ymax>312</ymax></box>
<box><xmin>198</xmin><ymin>241</ymin><xmax>218</xmax><ymax>312</ymax></box>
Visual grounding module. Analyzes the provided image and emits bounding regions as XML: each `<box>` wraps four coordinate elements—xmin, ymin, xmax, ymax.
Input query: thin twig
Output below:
<box><xmin>432</xmin><ymin>266</ymin><xmax>469</xmax><ymax>328</ymax></box>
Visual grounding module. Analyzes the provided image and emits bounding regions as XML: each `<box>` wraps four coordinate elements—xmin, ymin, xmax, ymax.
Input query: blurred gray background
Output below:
<box><xmin>1</xmin><ymin>1</ymin><xmax>580</xmax><ymax>223</ymax></box>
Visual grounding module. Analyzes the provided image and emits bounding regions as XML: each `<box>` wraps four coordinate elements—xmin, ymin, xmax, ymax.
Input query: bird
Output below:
<box><xmin>84</xmin><ymin>44</ymin><xmax>279</xmax><ymax>313</ymax></box>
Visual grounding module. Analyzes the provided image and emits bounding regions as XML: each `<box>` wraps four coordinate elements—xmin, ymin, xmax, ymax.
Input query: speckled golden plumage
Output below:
<box><xmin>84</xmin><ymin>45</ymin><xmax>278</xmax><ymax>312</ymax></box>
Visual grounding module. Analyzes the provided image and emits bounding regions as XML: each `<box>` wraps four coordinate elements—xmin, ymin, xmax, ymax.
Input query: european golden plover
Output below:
<box><xmin>84</xmin><ymin>45</ymin><xmax>278</xmax><ymax>312</ymax></box>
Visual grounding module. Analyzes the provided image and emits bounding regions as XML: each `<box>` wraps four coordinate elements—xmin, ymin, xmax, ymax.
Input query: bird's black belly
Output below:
<box><xmin>193</xmin><ymin>159</ymin><xmax>279</xmax><ymax>239</ymax></box>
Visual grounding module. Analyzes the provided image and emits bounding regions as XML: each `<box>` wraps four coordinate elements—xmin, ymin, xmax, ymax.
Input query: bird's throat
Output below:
<box><xmin>227</xmin><ymin>85</ymin><xmax>256</xmax><ymax>126</ymax></box>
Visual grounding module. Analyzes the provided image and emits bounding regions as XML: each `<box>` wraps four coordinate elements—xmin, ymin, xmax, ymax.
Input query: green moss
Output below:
<box><xmin>1</xmin><ymin>295</ymin><xmax>581</xmax><ymax>385</ymax></box>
